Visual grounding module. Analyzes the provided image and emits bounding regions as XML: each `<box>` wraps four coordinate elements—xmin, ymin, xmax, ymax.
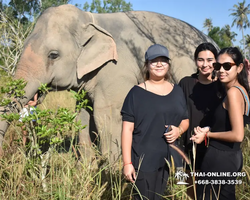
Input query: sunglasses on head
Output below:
<box><xmin>213</xmin><ymin>62</ymin><xmax>236</xmax><ymax>71</ymax></box>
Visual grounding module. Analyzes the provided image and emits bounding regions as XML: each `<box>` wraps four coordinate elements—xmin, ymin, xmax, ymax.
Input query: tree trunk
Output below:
<box><xmin>243</xmin><ymin>28</ymin><xmax>246</xmax><ymax>58</ymax></box>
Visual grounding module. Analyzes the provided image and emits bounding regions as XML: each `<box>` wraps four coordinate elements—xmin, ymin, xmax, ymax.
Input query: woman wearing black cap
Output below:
<box><xmin>121</xmin><ymin>44</ymin><xmax>189</xmax><ymax>200</ymax></box>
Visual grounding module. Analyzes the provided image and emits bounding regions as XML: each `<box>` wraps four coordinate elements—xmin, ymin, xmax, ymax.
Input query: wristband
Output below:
<box><xmin>123</xmin><ymin>162</ymin><xmax>132</xmax><ymax>167</ymax></box>
<box><xmin>205</xmin><ymin>132</ymin><xmax>207</xmax><ymax>146</ymax></box>
<box><xmin>205</xmin><ymin>132</ymin><xmax>209</xmax><ymax>147</ymax></box>
<box><xmin>178</xmin><ymin>126</ymin><xmax>183</xmax><ymax>138</ymax></box>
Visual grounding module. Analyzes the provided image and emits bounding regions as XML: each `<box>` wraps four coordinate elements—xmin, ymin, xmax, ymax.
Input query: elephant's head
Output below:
<box><xmin>0</xmin><ymin>5</ymin><xmax>118</xmax><ymax>148</ymax></box>
<box><xmin>15</xmin><ymin>4</ymin><xmax>118</xmax><ymax>104</ymax></box>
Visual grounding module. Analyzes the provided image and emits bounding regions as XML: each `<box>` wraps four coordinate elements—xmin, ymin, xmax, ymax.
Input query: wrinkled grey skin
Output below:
<box><xmin>0</xmin><ymin>5</ymin><xmax>218</xmax><ymax>159</ymax></box>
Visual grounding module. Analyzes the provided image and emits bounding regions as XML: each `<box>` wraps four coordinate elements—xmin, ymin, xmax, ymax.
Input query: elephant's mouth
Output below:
<box><xmin>49</xmin><ymin>78</ymin><xmax>77</xmax><ymax>92</ymax></box>
<box><xmin>49</xmin><ymin>85</ymin><xmax>74</xmax><ymax>92</ymax></box>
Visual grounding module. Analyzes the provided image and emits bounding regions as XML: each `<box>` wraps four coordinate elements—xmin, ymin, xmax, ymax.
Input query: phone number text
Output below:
<box><xmin>195</xmin><ymin>179</ymin><xmax>242</xmax><ymax>185</ymax></box>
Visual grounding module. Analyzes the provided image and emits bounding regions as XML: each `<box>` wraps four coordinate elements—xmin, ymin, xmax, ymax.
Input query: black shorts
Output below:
<box><xmin>133</xmin><ymin>165</ymin><xmax>169</xmax><ymax>200</ymax></box>
<box><xmin>196</xmin><ymin>146</ymin><xmax>243</xmax><ymax>200</ymax></box>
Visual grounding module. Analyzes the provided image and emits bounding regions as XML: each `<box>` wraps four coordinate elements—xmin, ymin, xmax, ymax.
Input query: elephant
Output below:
<box><xmin>0</xmin><ymin>4</ymin><xmax>218</xmax><ymax>160</ymax></box>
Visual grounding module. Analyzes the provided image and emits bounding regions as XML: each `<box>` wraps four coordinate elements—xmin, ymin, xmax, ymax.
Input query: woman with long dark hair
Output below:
<box><xmin>191</xmin><ymin>47</ymin><xmax>250</xmax><ymax>200</ymax></box>
<box><xmin>179</xmin><ymin>43</ymin><xmax>220</xmax><ymax>198</ymax></box>
<box><xmin>179</xmin><ymin>42</ymin><xmax>220</xmax><ymax>168</ymax></box>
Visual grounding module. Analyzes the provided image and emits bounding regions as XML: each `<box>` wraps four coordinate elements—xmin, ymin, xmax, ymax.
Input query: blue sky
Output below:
<box><xmin>70</xmin><ymin>0</ymin><xmax>250</xmax><ymax>48</ymax></box>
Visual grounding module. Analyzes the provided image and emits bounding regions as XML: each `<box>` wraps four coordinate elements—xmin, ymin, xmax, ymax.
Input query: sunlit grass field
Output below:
<box><xmin>0</xmin><ymin>90</ymin><xmax>249</xmax><ymax>200</ymax></box>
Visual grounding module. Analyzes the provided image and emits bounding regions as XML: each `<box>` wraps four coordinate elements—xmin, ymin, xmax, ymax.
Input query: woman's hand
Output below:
<box><xmin>27</xmin><ymin>93</ymin><xmax>38</xmax><ymax>107</ymax></box>
<box><xmin>164</xmin><ymin>125</ymin><xmax>180</xmax><ymax>143</ymax></box>
<box><xmin>27</xmin><ymin>100</ymin><xmax>36</xmax><ymax>106</ymax></box>
<box><xmin>123</xmin><ymin>163</ymin><xmax>136</xmax><ymax>183</ymax></box>
<box><xmin>244</xmin><ymin>59</ymin><xmax>250</xmax><ymax>84</ymax></box>
<box><xmin>244</xmin><ymin>58</ymin><xmax>250</xmax><ymax>72</ymax></box>
<box><xmin>190</xmin><ymin>126</ymin><xmax>210</xmax><ymax>144</ymax></box>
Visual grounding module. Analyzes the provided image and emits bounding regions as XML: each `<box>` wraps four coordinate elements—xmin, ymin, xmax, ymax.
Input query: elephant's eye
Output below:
<box><xmin>48</xmin><ymin>51</ymin><xmax>59</xmax><ymax>60</ymax></box>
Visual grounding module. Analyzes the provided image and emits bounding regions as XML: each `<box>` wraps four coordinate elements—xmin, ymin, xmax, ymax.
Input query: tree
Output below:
<box><xmin>208</xmin><ymin>26</ymin><xmax>232</xmax><ymax>49</ymax></box>
<box><xmin>3</xmin><ymin>0</ymin><xmax>70</xmax><ymax>22</ymax></box>
<box><xmin>8</xmin><ymin>0</ymin><xmax>40</xmax><ymax>22</ymax></box>
<box><xmin>230</xmin><ymin>0</ymin><xmax>250</xmax><ymax>58</ymax></box>
<box><xmin>245</xmin><ymin>34</ymin><xmax>250</xmax><ymax>59</ymax></box>
<box><xmin>40</xmin><ymin>0</ymin><xmax>69</xmax><ymax>13</ymax></box>
<box><xmin>83</xmin><ymin>0</ymin><xmax>132</xmax><ymax>13</ymax></box>
<box><xmin>222</xmin><ymin>24</ymin><xmax>237</xmax><ymax>43</ymax></box>
<box><xmin>0</xmin><ymin>0</ymin><xmax>70</xmax><ymax>74</ymax></box>
<box><xmin>203</xmin><ymin>18</ymin><xmax>213</xmax><ymax>33</ymax></box>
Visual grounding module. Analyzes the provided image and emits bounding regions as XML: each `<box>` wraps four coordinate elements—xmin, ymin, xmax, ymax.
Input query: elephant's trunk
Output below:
<box><xmin>19</xmin><ymin>82</ymin><xmax>41</xmax><ymax>105</ymax></box>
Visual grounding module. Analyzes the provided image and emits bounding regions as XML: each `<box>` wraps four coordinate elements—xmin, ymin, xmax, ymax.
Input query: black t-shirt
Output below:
<box><xmin>179</xmin><ymin>75</ymin><xmax>221</xmax><ymax>152</ymax></box>
<box><xmin>121</xmin><ymin>84</ymin><xmax>188</xmax><ymax>172</ymax></box>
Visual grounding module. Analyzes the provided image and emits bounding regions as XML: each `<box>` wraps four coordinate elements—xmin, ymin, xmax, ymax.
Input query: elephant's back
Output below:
<box><xmin>93</xmin><ymin>10</ymin><xmax>219</xmax><ymax>83</ymax></box>
<box><xmin>124</xmin><ymin>11</ymin><xmax>218</xmax><ymax>83</ymax></box>
<box><xmin>124</xmin><ymin>11</ymin><xmax>218</xmax><ymax>58</ymax></box>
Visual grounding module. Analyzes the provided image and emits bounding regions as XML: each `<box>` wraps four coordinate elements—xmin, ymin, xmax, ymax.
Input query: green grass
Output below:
<box><xmin>0</xmin><ymin>69</ymin><xmax>12</xmax><ymax>100</ymax></box>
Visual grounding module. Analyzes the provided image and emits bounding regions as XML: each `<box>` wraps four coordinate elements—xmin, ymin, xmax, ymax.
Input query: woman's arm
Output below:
<box><xmin>191</xmin><ymin>87</ymin><xmax>245</xmax><ymax>143</ymax></box>
<box><xmin>164</xmin><ymin>119</ymin><xmax>189</xmax><ymax>143</ymax></box>
<box><xmin>121</xmin><ymin>121</ymin><xmax>136</xmax><ymax>183</ymax></box>
<box><xmin>179</xmin><ymin>119</ymin><xmax>189</xmax><ymax>136</ymax></box>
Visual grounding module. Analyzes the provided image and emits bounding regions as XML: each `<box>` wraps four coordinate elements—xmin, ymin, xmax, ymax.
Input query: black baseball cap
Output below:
<box><xmin>145</xmin><ymin>44</ymin><xmax>170</xmax><ymax>61</ymax></box>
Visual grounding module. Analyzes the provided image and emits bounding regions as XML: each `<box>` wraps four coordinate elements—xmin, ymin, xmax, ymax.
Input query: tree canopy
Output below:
<box><xmin>230</xmin><ymin>0</ymin><xmax>250</xmax><ymax>57</ymax></box>
<box><xmin>203</xmin><ymin>18</ymin><xmax>237</xmax><ymax>50</ymax></box>
<box><xmin>208</xmin><ymin>26</ymin><xmax>232</xmax><ymax>49</ymax></box>
<box><xmin>82</xmin><ymin>0</ymin><xmax>132</xmax><ymax>13</ymax></box>
<box><xmin>203</xmin><ymin>18</ymin><xmax>213</xmax><ymax>33</ymax></box>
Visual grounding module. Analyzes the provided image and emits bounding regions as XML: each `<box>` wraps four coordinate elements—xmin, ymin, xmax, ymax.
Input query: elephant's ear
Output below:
<box><xmin>77</xmin><ymin>23</ymin><xmax>118</xmax><ymax>79</ymax></box>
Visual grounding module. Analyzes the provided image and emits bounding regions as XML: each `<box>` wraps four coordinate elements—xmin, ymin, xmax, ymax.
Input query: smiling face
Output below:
<box><xmin>148</xmin><ymin>56</ymin><xmax>169</xmax><ymax>80</ymax></box>
<box><xmin>216</xmin><ymin>53</ymin><xmax>243</xmax><ymax>85</ymax></box>
<box><xmin>196</xmin><ymin>50</ymin><xmax>216</xmax><ymax>78</ymax></box>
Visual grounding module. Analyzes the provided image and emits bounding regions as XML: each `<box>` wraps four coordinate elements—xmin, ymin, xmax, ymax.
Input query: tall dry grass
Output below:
<box><xmin>0</xmin><ymin>91</ymin><xmax>249</xmax><ymax>199</ymax></box>
<box><xmin>236</xmin><ymin>126</ymin><xmax>250</xmax><ymax>199</ymax></box>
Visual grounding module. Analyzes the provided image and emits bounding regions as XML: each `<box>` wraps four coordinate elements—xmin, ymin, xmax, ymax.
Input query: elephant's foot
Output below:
<box><xmin>100</xmin><ymin>138</ymin><xmax>122</xmax><ymax>164</ymax></box>
<box><xmin>77</xmin><ymin>142</ymin><xmax>97</xmax><ymax>165</ymax></box>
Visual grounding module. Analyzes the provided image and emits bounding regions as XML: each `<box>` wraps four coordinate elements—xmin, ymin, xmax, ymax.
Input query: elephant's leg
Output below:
<box><xmin>0</xmin><ymin>134</ymin><xmax>4</xmax><ymax>157</ymax></box>
<box><xmin>93</xmin><ymin>104</ymin><xmax>122</xmax><ymax>162</ymax></box>
<box><xmin>77</xmin><ymin>107</ymin><xmax>97</xmax><ymax>162</ymax></box>
<box><xmin>91</xmin><ymin>68</ymin><xmax>138</xmax><ymax>162</ymax></box>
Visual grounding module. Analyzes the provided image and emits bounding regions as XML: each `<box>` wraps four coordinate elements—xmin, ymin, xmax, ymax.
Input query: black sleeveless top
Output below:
<box><xmin>210</xmin><ymin>87</ymin><xmax>250</xmax><ymax>151</ymax></box>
